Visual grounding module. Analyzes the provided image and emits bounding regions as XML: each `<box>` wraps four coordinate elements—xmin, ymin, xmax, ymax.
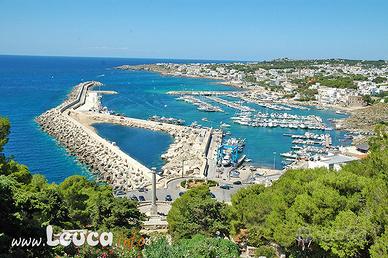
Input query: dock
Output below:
<box><xmin>37</xmin><ymin>81</ymin><xmax>219</xmax><ymax>191</ymax></box>
<box><xmin>205</xmin><ymin>96</ymin><xmax>254</xmax><ymax>112</ymax></box>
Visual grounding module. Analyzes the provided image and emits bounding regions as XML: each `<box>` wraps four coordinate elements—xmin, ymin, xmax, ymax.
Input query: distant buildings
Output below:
<box><xmin>154</xmin><ymin>61</ymin><xmax>387</xmax><ymax>106</ymax></box>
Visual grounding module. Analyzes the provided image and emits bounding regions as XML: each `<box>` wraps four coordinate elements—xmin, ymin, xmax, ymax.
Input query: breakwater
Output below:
<box><xmin>36</xmin><ymin>81</ymin><xmax>153</xmax><ymax>191</ymax></box>
<box><xmin>72</xmin><ymin>111</ymin><xmax>212</xmax><ymax>179</ymax></box>
<box><xmin>36</xmin><ymin>80</ymin><xmax>216</xmax><ymax>191</ymax></box>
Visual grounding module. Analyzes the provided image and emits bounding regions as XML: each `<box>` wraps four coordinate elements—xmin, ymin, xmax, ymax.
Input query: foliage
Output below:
<box><xmin>180</xmin><ymin>179</ymin><xmax>218</xmax><ymax>188</ymax></box>
<box><xmin>351</xmin><ymin>74</ymin><xmax>368</xmax><ymax>81</ymax></box>
<box><xmin>167</xmin><ymin>185</ymin><xmax>229</xmax><ymax>240</ymax></box>
<box><xmin>362</xmin><ymin>94</ymin><xmax>374</xmax><ymax>105</ymax></box>
<box><xmin>316</xmin><ymin>75</ymin><xmax>356</xmax><ymax>89</ymax></box>
<box><xmin>373</xmin><ymin>76</ymin><xmax>387</xmax><ymax>84</ymax></box>
<box><xmin>296</xmin><ymin>87</ymin><xmax>318</xmax><ymax>101</ymax></box>
<box><xmin>255</xmin><ymin>245</ymin><xmax>277</xmax><ymax>258</ymax></box>
<box><xmin>293</xmin><ymin>75</ymin><xmax>361</xmax><ymax>89</ymax></box>
<box><xmin>244</xmin><ymin>74</ymin><xmax>257</xmax><ymax>83</ymax></box>
<box><xmin>0</xmin><ymin>119</ymin><xmax>144</xmax><ymax>257</ymax></box>
<box><xmin>369</xmin><ymin>229</ymin><xmax>388</xmax><ymax>258</ymax></box>
<box><xmin>228</xmin><ymin>125</ymin><xmax>388</xmax><ymax>257</ymax></box>
<box><xmin>0</xmin><ymin>117</ymin><xmax>10</xmax><ymax>152</ymax></box>
<box><xmin>143</xmin><ymin>234</ymin><xmax>240</xmax><ymax>258</ymax></box>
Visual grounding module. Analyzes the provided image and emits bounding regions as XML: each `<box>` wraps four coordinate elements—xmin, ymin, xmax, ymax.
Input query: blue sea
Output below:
<box><xmin>0</xmin><ymin>55</ymin><xmax>348</xmax><ymax>183</ymax></box>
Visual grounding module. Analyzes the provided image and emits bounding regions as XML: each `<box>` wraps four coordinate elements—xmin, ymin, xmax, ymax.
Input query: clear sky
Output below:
<box><xmin>1</xmin><ymin>0</ymin><xmax>387</xmax><ymax>61</ymax></box>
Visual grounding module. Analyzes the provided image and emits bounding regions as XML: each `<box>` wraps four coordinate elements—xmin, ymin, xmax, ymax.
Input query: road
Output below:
<box><xmin>120</xmin><ymin>177</ymin><xmax>247</xmax><ymax>203</ymax></box>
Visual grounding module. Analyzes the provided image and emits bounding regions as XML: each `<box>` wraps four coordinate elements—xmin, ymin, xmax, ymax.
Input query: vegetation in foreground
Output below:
<box><xmin>1</xmin><ymin>116</ymin><xmax>388</xmax><ymax>257</ymax></box>
<box><xmin>0</xmin><ymin>117</ymin><xmax>240</xmax><ymax>258</ymax></box>
<box><xmin>167</xmin><ymin>125</ymin><xmax>388</xmax><ymax>258</ymax></box>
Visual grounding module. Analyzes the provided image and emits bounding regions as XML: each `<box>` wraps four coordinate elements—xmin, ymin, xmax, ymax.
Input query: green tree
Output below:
<box><xmin>167</xmin><ymin>185</ymin><xmax>229</xmax><ymax>240</ymax></box>
<box><xmin>369</xmin><ymin>229</ymin><xmax>388</xmax><ymax>258</ymax></box>
<box><xmin>255</xmin><ymin>245</ymin><xmax>277</xmax><ymax>258</ymax></box>
<box><xmin>317</xmin><ymin>211</ymin><xmax>373</xmax><ymax>258</ymax></box>
<box><xmin>0</xmin><ymin>118</ymin><xmax>145</xmax><ymax>257</ymax></box>
<box><xmin>0</xmin><ymin>117</ymin><xmax>10</xmax><ymax>152</ymax></box>
<box><xmin>228</xmin><ymin>127</ymin><xmax>388</xmax><ymax>257</ymax></box>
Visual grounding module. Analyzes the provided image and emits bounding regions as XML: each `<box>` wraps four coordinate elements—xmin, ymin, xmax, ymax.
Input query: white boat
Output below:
<box><xmin>221</xmin><ymin>154</ymin><xmax>231</xmax><ymax>166</ymax></box>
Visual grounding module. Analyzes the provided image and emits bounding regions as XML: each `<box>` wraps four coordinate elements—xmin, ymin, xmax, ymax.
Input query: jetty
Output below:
<box><xmin>167</xmin><ymin>90</ymin><xmax>240</xmax><ymax>96</ymax></box>
<box><xmin>36</xmin><ymin>81</ymin><xmax>217</xmax><ymax>191</ymax></box>
<box><xmin>205</xmin><ymin>96</ymin><xmax>254</xmax><ymax>112</ymax></box>
<box><xmin>177</xmin><ymin>95</ymin><xmax>223</xmax><ymax>112</ymax></box>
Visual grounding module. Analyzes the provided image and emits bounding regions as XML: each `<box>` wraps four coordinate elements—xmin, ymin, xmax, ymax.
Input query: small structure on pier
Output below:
<box><xmin>217</xmin><ymin>144</ymin><xmax>239</xmax><ymax>166</ymax></box>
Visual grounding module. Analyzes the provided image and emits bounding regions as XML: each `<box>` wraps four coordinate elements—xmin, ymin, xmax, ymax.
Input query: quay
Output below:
<box><xmin>167</xmin><ymin>90</ymin><xmax>241</xmax><ymax>96</ymax></box>
<box><xmin>36</xmin><ymin>81</ymin><xmax>220</xmax><ymax>191</ymax></box>
<box><xmin>177</xmin><ymin>95</ymin><xmax>223</xmax><ymax>112</ymax></box>
<box><xmin>205</xmin><ymin>96</ymin><xmax>254</xmax><ymax>112</ymax></box>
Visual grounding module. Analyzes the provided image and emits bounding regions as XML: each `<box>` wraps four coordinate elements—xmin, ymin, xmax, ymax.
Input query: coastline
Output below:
<box><xmin>36</xmin><ymin>81</ymin><xmax>220</xmax><ymax>190</ymax></box>
<box><xmin>115</xmin><ymin>64</ymin><xmax>376</xmax><ymax>136</ymax></box>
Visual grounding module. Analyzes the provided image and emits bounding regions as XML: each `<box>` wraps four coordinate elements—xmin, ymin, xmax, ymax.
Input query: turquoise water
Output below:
<box><xmin>93</xmin><ymin>123</ymin><xmax>173</xmax><ymax>171</ymax></box>
<box><xmin>0</xmin><ymin>55</ymin><xmax>349</xmax><ymax>182</ymax></box>
<box><xmin>100</xmin><ymin>71</ymin><xmax>349</xmax><ymax>169</ymax></box>
<box><xmin>0</xmin><ymin>55</ymin><xmax>225</xmax><ymax>182</ymax></box>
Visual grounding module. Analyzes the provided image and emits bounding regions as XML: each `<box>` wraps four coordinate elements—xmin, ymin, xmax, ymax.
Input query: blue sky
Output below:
<box><xmin>1</xmin><ymin>0</ymin><xmax>387</xmax><ymax>61</ymax></box>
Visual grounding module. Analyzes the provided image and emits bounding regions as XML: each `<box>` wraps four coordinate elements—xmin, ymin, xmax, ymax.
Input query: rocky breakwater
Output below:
<box><xmin>160</xmin><ymin>127</ymin><xmax>209</xmax><ymax>178</ymax></box>
<box><xmin>36</xmin><ymin>82</ymin><xmax>151</xmax><ymax>191</ymax></box>
<box><xmin>82</xmin><ymin>113</ymin><xmax>211</xmax><ymax>179</ymax></box>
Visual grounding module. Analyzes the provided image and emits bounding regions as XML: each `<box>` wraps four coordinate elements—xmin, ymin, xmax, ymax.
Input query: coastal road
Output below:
<box><xmin>121</xmin><ymin>177</ymin><xmax>248</xmax><ymax>203</ymax></box>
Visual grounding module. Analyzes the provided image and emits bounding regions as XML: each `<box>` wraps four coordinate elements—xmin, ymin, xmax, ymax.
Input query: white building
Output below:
<box><xmin>307</xmin><ymin>154</ymin><xmax>359</xmax><ymax>171</ymax></box>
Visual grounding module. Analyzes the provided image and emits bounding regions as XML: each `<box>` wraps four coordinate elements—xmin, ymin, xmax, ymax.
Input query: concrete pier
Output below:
<box><xmin>36</xmin><ymin>81</ymin><xmax>219</xmax><ymax>191</ymax></box>
<box><xmin>36</xmin><ymin>82</ymin><xmax>153</xmax><ymax>191</ymax></box>
<box><xmin>205</xmin><ymin>96</ymin><xmax>254</xmax><ymax>112</ymax></box>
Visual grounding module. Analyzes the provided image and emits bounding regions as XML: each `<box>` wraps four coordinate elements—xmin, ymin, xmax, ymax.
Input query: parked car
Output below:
<box><xmin>220</xmin><ymin>184</ymin><xmax>231</xmax><ymax>190</ymax></box>
<box><xmin>233</xmin><ymin>181</ymin><xmax>242</xmax><ymax>185</ymax></box>
<box><xmin>138</xmin><ymin>195</ymin><xmax>146</xmax><ymax>202</ymax></box>
<box><xmin>130</xmin><ymin>195</ymin><xmax>139</xmax><ymax>201</ymax></box>
<box><xmin>230</xmin><ymin>171</ymin><xmax>240</xmax><ymax>178</ymax></box>
<box><xmin>179</xmin><ymin>191</ymin><xmax>185</xmax><ymax>196</ymax></box>
<box><xmin>165</xmin><ymin>194</ymin><xmax>172</xmax><ymax>201</ymax></box>
<box><xmin>115</xmin><ymin>190</ymin><xmax>126</xmax><ymax>196</ymax></box>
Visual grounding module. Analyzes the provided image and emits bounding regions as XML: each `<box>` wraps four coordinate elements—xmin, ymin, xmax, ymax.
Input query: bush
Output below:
<box><xmin>255</xmin><ymin>245</ymin><xmax>276</xmax><ymax>258</ymax></box>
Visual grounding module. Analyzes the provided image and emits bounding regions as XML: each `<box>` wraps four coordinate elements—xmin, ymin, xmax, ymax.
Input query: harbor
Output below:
<box><xmin>36</xmin><ymin>81</ymin><xmax>222</xmax><ymax>192</ymax></box>
<box><xmin>176</xmin><ymin>95</ymin><xmax>224</xmax><ymax>112</ymax></box>
<box><xmin>34</xmin><ymin>67</ymin><xmax>354</xmax><ymax>195</ymax></box>
<box><xmin>230</xmin><ymin>111</ymin><xmax>331</xmax><ymax>130</ymax></box>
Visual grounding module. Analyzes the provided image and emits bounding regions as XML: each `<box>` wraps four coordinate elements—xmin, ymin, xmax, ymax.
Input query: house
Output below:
<box><xmin>307</xmin><ymin>154</ymin><xmax>359</xmax><ymax>171</ymax></box>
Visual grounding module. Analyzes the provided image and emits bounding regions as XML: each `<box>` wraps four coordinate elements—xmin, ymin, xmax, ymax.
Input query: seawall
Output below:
<box><xmin>36</xmin><ymin>81</ymin><xmax>152</xmax><ymax>191</ymax></box>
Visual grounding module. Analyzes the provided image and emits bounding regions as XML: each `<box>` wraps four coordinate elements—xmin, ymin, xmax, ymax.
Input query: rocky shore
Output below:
<box><xmin>74</xmin><ymin>111</ymin><xmax>212</xmax><ymax>180</ymax></box>
<box><xmin>36</xmin><ymin>81</ymin><xmax>216</xmax><ymax>191</ymax></box>
<box><xmin>115</xmin><ymin>64</ymin><xmax>246</xmax><ymax>89</ymax></box>
<box><xmin>334</xmin><ymin>103</ymin><xmax>388</xmax><ymax>143</ymax></box>
<box><xmin>36</xmin><ymin>82</ymin><xmax>152</xmax><ymax>191</ymax></box>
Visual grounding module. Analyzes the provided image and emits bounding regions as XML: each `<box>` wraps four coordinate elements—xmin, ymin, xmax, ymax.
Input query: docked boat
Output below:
<box><xmin>221</xmin><ymin>154</ymin><xmax>231</xmax><ymax>166</ymax></box>
<box><xmin>220</xmin><ymin>122</ymin><xmax>231</xmax><ymax>128</ymax></box>
<box><xmin>148</xmin><ymin>115</ymin><xmax>185</xmax><ymax>125</ymax></box>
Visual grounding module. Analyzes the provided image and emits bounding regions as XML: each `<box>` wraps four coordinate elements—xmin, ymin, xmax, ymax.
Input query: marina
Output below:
<box><xmin>1</xmin><ymin>56</ymin><xmax>351</xmax><ymax>184</ymax></box>
<box><xmin>36</xmin><ymin>80</ymin><xmax>222</xmax><ymax>191</ymax></box>
<box><xmin>176</xmin><ymin>95</ymin><xmax>224</xmax><ymax>112</ymax></box>
<box><xmin>205</xmin><ymin>96</ymin><xmax>254</xmax><ymax>112</ymax></box>
<box><xmin>148</xmin><ymin>115</ymin><xmax>185</xmax><ymax>125</ymax></box>
<box><xmin>230</xmin><ymin>111</ymin><xmax>331</xmax><ymax>130</ymax></box>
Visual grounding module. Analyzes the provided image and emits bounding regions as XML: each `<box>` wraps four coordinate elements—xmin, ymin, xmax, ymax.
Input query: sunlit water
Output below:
<box><xmin>0</xmin><ymin>55</ymin><xmax>348</xmax><ymax>182</ymax></box>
